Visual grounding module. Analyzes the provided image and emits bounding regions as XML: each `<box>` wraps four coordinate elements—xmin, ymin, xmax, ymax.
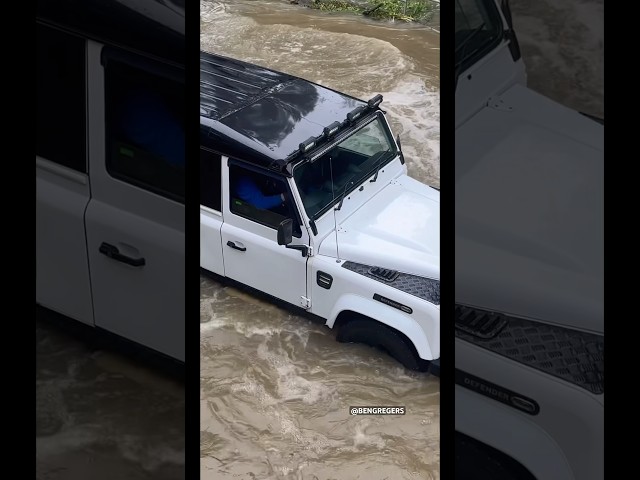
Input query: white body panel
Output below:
<box><xmin>309</xmin><ymin>255</ymin><xmax>439</xmax><ymax>360</ymax></box>
<box><xmin>456</xmin><ymin>45</ymin><xmax>526</xmax><ymax>126</ymax></box>
<box><xmin>36</xmin><ymin>159</ymin><xmax>94</xmax><ymax>326</ymax></box>
<box><xmin>456</xmin><ymin>84</ymin><xmax>604</xmax><ymax>333</ymax></box>
<box><xmin>318</xmin><ymin>173</ymin><xmax>439</xmax><ymax>279</ymax></box>
<box><xmin>37</xmin><ymin>30</ymin><xmax>186</xmax><ymax>360</ymax></box>
<box><xmin>310</xmin><ymin>157</ymin><xmax>408</xmax><ymax>260</ymax></box>
<box><xmin>219</xmin><ymin>159</ymin><xmax>310</xmax><ymax>309</ymax></box>
<box><xmin>200</xmin><ymin>206</ymin><xmax>225</xmax><ymax>277</ymax></box>
<box><xmin>220</xmin><ymin>220</ymin><xmax>309</xmax><ymax>308</ymax></box>
<box><xmin>83</xmin><ymin>41</ymin><xmax>185</xmax><ymax>361</ymax></box>
<box><xmin>456</xmin><ymin>340</ymin><xmax>604</xmax><ymax>480</ymax></box>
<box><xmin>454</xmin><ymin>2</ymin><xmax>603</xmax><ymax>478</ymax></box>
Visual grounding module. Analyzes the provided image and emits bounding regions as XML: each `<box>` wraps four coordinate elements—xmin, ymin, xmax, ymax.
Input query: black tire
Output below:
<box><xmin>336</xmin><ymin>318</ymin><xmax>427</xmax><ymax>371</ymax></box>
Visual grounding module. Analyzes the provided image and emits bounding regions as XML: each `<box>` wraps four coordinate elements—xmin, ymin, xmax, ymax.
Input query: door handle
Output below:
<box><xmin>226</xmin><ymin>240</ymin><xmax>246</xmax><ymax>252</ymax></box>
<box><xmin>99</xmin><ymin>242</ymin><xmax>146</xmax><ymax>267</ymax></box>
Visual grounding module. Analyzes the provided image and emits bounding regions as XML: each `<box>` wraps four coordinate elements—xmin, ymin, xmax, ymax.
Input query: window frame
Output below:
<box><xmin>36</xmin><ymin>22</ymin><xmax>87</xmax><ymax>173</ymax></box>
<box><xmin>228</xmin><ymin>159</ymin><xmax>303</xmax><ymax>238</ymax></box>
<box><xmin>455</xmin><ymin>0</ymin><xmax>505</xmax><ymax>76</ymax></box>
<box><xmin>293</xmin><ymin>112</ymin><xmax>397</xmax><ymax>222</ymax></box>
<box><xmin>102</xmin><ymin>47</ymin><xmax>185</xmax><ymax>204</ymax></box>
<box><xmin>200</xmin><ymin>146</ymin><xmax>223</xmax><ymax>212</ymax></box>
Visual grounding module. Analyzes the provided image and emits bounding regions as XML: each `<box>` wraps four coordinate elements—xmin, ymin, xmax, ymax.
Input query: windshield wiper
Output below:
<box><xmin>369</xmin><ymin>151</ymin><xmax>389</xmax><ymax>183</ymax></box>
<box><xmin>308</xmin><ymin>174</ymin><xmax>355</xmax><ymax>226</ymax></box>
<box><xmin>335</xmin><ymin>175</ymin><xmax>355</xmax><ymax>211</ymax></box>
<box><xmin>455</xmin><ymin>22</ymin><xmax>486</xmax><ymax>90</ymax></box>
<box><xmin>455</xmin><ymin>23</ymin><xmax>487</xmax><ymax>56</ymax></box>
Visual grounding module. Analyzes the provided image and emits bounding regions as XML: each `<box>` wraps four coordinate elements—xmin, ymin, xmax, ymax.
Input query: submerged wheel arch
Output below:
<box><xmin>334</xmin><ymin>312</ymin><xmax>426</xmax><ymax>371</ymax></box>
<box><xmin>327</xmin><ymin>294</ymin><xmax>434</xmax><ymax>361</ymax></box>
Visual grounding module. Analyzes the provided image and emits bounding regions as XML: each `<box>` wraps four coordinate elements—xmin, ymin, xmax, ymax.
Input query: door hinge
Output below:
<box><xmin>487</xmin><ymin>96</ymin><xmax>514</xmax><ymax>112</ymax></box>
<box><xmin>300</xmin><ymin>296</ymin><xmax>311</xmax><ymax>309</ymax></box>
<box><xmin>306</xmin><ymin>246</ymin><xmax>313</xmax><ymax>257</ymax></box>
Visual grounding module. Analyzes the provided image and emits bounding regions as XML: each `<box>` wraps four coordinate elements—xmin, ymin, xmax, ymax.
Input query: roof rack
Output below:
<box><xmin>199</xmin><ymin>50</ymin><xmax>384</xmax><ymax>173</ymax></box>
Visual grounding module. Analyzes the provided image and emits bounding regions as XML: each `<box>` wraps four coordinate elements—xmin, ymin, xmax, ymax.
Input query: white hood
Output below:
<box><xmin>319</xmin><ymin>175</ymin><xmax>439</xmax><ymax>279</ymax></box>
<box><xmin>455</xmin><ymin>84</ymin><xmax>603</xmax><ymax>333</ymax></box>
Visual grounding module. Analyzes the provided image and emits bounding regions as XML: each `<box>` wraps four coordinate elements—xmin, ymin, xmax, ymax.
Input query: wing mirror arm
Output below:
<box><xmin>277</xmin><ymin>219</ymin><xmax>309</xmax><ymax>257</ymax></box>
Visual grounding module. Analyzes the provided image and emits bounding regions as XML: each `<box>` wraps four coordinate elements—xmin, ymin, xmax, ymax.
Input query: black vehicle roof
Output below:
<box><xmin>36</xmin><ymin>0</ymin><xmax>185</xmax><ymax>65</ymax></box>
<box><xmin>200</xmin><ymin>50</ymin><xmax>372</xmax><ymax>171</ymax></box>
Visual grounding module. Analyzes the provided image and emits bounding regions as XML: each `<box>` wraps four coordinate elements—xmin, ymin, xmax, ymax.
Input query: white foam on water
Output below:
<box><xmin>36</xmin><ymin>383</ymin><xmax>73</xmax><ymax>436</ymax></box>
<box><xmin>230</xmin><ymin>374</ymin><xmax>277</xmax><ymax>407</ymax></box>
<box><xmin>200</xmin><ymin>317</ymin><xmax>229</xmax><ymax>333</ymax></box>
<box><xmin>352</xmin><ymin>420</ymin><xmax>386</xmax><ymax>449</ymax></box>
<box><xmin>117</xmin><ymin>434</ymin><xmax>185</xmax><ymax>471</ymax></box>
<box><xmin>511</xmin><ymin>0</ymin><xmax>603</xmax><ymax>115</ymax></box>
<box><xmin>200</xmin><ymin>0</ymin><xmax>226</xmax><ymax>23</ymax></box>
<box><xmin>201</xmin><ymin>1</ymin><xmax>413</xmax><ymax>91</ymax></box>
<box><xmin>256</xmin><ymin>339</ymin><xmax>336</xmax><ymax>406</ymax></box>
<box><xmin>236</xmin><ymin>323</ymin><xmax>285</xmax><ymax>338</ymax></box>
<box><xmin>205</xmin><ymin>21</ymin><xmax>413</xmax><ymax>94</ymax></box>
<box><xmin>36</xmin><ymin>425</ymin><xmax>104</xmax><ymax>459</ymax></box>
<box><xmin>381</xmin><ymin>79</ymin><xmax>440</xmax><ymax>186</ymax></box>
<box><xmin>270</xmin><ymin>409</ymin><xmax>343</xmax><ymax>456</ymax></box>
<box><xmin>226</xmin><ymin>371</ymin><xmax>342</xmax><ymax>458</ymax></box>
<box><xmin>277</xmin><ymin>365</ymin><xmax>335</xmax><ymax>405</ymax></box>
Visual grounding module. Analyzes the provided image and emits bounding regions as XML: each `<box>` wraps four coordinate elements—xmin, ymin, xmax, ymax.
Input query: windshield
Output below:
<box><xmin>293</xmin><ymin>116</ymin><xmax>396</xmax><ymax>219</ymax></box>
<box><xmin>455</xmin><ymin>0</ymin><xmax>503</xmax><ymax>72</ymax></box>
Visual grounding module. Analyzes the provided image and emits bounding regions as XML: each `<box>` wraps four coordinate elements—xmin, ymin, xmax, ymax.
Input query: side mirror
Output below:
<box><xmin>277</xmin><ymin>218</ymin><xmax>293</xmax><ymax>246</ymax></box>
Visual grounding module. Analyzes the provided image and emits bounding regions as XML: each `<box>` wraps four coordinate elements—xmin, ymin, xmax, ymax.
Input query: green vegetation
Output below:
<box><xmin>314</xmin><ymin>1</ymin><xmax>361</xmax><ymax>14</ymax></box>
<box><xmin>308</xmin><ymin>0</ymin><xmax>437</xmax><ymax>23</ymax></box>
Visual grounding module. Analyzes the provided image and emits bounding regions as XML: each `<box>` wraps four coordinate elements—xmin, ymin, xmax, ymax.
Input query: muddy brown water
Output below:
<box><xmin>510</xmin><ymin>0</ymin><xmax>604</xmax><ymax>118</ymax></box>
<box><xmin>36</xmin><ymin>312</ymin><xmax>185</xmax><ymax>480</ymax></box>
<box><xmin>200</xmin><ymin>1</ymin><xmax>440</xmax><ymax>479</ymax></box>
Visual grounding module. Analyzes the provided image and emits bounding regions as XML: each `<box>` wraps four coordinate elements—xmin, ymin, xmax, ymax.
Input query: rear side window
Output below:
<box><xmin>200</xmin><ymin>148</ymin><xmax>222</xmax><ymax>211</ymax></box>
<box><xmin>105</xmin><ymin>54</ymin><xmax>185</xmax><ymax>202</ymax></box>
<box><xmin>36</xmin><ymin>24</ymin><xmax>86</xmax><ymax>172</ymax></box>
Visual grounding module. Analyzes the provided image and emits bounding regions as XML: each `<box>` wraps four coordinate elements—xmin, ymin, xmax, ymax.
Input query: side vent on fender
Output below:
<box><xmin>368</xmin><ymin>267</ymin><xmax>399</xmax><ymax>282</ymax></box>
<box><xmin>317</xmin><ymin>271</ymin><xmax>333</xmax><ymax>289</ymax></box>
<box><xmin>455</xmin><ymin>304</ymin><xmax>507</xmax><ymax>339</ymax></box>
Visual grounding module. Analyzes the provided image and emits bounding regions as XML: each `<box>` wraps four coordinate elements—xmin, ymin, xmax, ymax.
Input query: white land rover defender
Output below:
<box><xmin>36</xmin><ymin>0</ymin><xmax>438</xmax><ymax>372</ymax></box>
<box><xmin>199</xmin><ymin>51</ymin><xmax>440</xmax><ymax>373</ymax></box>
<box><xmin>455</xmin><ymin>1</ymin><xmax>603</xmax><ymax>479</ymax></box>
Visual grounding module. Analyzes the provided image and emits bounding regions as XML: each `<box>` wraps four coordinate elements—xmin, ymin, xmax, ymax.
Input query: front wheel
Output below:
<box><xmin>336</xmin><ymin>318</ymin><xmax>429</xmax><ymax>372</ymax></box>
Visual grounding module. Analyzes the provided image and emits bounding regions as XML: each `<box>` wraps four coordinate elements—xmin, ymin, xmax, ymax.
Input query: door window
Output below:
<box><xmin>104</xmin><ymin>54</ymin><xmax>185</xmax><ymax>202</ymax></box>
<box><xmin>229</xmin><ymin>163</ymin><xmax>302</xmax><ymax>237</ymax></box>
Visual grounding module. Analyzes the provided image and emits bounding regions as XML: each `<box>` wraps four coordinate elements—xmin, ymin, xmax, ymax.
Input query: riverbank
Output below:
<box><xmin>291</xmin><ymin>0</ymin><xmax>438</xmax><ymax>24</ymax></box>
